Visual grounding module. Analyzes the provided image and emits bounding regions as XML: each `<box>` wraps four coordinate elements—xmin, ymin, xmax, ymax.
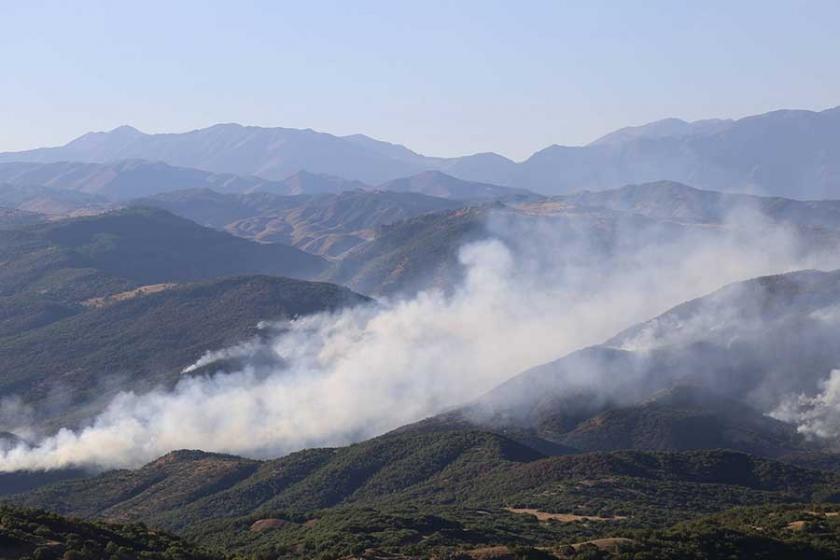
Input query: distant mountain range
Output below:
<box><xmin>559</xmin><ymin>180</ymin><xmax>840</xmax><ymax>229</ymax></box>
<box><xmin>1</xmin><ymin>105</ymin><xmax>838</xmax><ymax>198</ymax></box>
<box><xmin>0</xmin><ymin>160</ymin><xmax>531</xmax><ymax>211</ymax></box>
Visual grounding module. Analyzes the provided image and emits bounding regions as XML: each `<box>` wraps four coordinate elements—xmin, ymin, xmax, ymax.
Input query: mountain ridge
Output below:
<box><xmin>3</xmin><ymin>104</ymin><xmax>838</xmax><ymax>198</ymax></box>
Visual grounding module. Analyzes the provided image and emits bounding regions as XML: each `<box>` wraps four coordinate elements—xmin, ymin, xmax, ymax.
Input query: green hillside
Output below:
<box><xmin>0</xmin><ymin>504</ymin><xmax>218</xmax><ymax>560</ymax></box>
<box><xmin>15</xmin><ymin>429</ymin><xmax>840</xmax><ymax>558</ymax></box>
<box><xmin>0</xmin><ymin>275</ymin><xmax>367</xmax><ymax>429</ymax></box>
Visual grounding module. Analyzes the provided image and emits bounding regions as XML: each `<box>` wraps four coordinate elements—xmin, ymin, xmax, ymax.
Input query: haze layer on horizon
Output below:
<box><xmin>1</xmin><ymin>0</ymin><xmax>839</xmax><ymax>159</ymax></box>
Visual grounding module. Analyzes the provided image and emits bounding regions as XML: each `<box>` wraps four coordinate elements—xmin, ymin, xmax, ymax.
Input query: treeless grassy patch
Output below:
<box><xmin>82</xmin><ymin>283</ymin><xmax>177</xmax><ymax>307</ymax></box>
<box><xmin>506</xmin><ymin>507</ymin><xmax>626</xmax><ymax>522</ymax></box>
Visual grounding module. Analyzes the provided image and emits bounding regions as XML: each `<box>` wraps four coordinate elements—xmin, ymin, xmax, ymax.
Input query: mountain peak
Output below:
<box><xmin>109</xmin><ymin>124</ymin><xmax>143</xmax><ymax>135</ymax></box>
<box><xmin>590</xmin><ymin>117</ymin><xmax>732</xmax><ymax>146</ymax></box>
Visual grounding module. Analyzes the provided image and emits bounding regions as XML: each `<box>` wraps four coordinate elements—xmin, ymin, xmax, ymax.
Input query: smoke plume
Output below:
<box><xmin>1</xmin><ymin>203</ymin><xmax>837</xmax><ymax>471</ymax></box>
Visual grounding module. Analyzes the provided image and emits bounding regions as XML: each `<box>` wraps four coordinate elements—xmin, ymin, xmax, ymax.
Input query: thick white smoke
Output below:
<box><xmin>0</xmin><ymin>205</ymin><xmax>836</xmax><ymax>471</ymax></box>
<box><xmin>772</xmin><ymin>369</ymin><xmax>840</xmax><ymax>440</ymax></box>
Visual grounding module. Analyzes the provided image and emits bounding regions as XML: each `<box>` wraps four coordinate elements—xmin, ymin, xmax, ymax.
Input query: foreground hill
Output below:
<box><xmin>14</xmin><ymin>428</ymin><xmax>840</xmax><ymax>557</ymax></box>
<box><xmin>0</xmin><ymin>504</ymin><xmax>218</xmax><ymax>560</ymax></box>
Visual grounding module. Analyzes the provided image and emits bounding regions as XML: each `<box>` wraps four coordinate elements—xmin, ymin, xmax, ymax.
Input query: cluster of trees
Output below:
<box><xmin>0</xmin><ymin>505</ymin><xmax>217</xmax><ymax>560</ymax></box>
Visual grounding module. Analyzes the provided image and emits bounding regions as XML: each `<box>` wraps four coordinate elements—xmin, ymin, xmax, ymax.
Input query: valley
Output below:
<box><xmin>1</xmin><ymin>106</ymin><xmax>840</xmax><ymax>559</ymax></box>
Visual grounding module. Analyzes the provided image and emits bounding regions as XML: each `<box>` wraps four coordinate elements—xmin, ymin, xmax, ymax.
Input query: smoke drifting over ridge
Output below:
<box><xmin>1</xmin><ymin>203</ymin><xmax>838</xmax><ymax>471</ymax></box>
<box><xmin>773</xmin><ymin>369</ymin><xmax>840</xmax><ymax>440</ymax></box>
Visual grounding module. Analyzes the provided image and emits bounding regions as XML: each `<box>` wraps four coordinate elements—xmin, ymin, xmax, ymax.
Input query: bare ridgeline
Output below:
<box><xmin>2</xmin><ymin>107</ymin><xmax>840</xmax><ymax>559</ymax></box>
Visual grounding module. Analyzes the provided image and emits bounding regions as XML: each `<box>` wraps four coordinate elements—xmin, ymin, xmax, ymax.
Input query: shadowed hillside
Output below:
<box><xmin>0</xmin><ymin>504</ymin><xmax>218</xmax><ymax>560</ymax></box>
<box><xmin>0</xmin><ymin>275</ymin><xmax>368</xmax><ymax>431</ymax></box>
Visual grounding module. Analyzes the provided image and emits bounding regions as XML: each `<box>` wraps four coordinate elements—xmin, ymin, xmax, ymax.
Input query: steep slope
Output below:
<box><xmin>558</xmin><ymin>385</ymin><xmax>805</xmax><ymax>457</ymax></box>
<box><xmin>426</xmin><ymin>269</ymin><xmax>840</xmax><ymax>449</ymax></box>
<box><xmin>0</xmin><ymin>275</ymin><xmax>367</xmax><ymax>430</ymax></box>
<box><xmin>326</xmin><ymin>206</ymin><xmax>490</xmax><ymax>295</ymax></box>
<box><xmin>227</xmin><ymin>190</ymin><xmax>464</xmax><ymax>256</ymax></box>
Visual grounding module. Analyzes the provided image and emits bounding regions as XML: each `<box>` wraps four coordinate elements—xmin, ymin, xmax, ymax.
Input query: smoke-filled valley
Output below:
<box><xmin>3</xmin><ymin>113</ymin><xmax>840</xmax><ymax>559</ymax></box>
<box><xmin>2</xmin><ymin>187</ymin><xmax>839</xmax><ymax>472</ymax></box>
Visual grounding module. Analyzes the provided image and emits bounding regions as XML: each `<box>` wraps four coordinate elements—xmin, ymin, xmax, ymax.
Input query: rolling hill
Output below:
<box><xmin>560</xmin><ymin>180</ymin><xmax>840</xmax><ymax>229</ymax></box>
<box><xmin>0</xmin><ymin>206</ymin><xmax>326</xmax><ymax>304</ymax></box>
<box><xmin>319</xmin><ymin>181</ymin><xmax>840</xmax><ymax>296</ymax></box>
<box><xmin>378</xmin><ymin>170</ymin><xmax>535</xmax><ymax>200</ymax></box>
<box><xmin>133</xmin><ymin>188</ymin><xmax>464</xmax><ymax>257</ymax></box>
<box><xmin>0</xmin><ymin>182</ymin><xmax>111</xmax><ymax>215</ymax></box>
<box><xmin>12</xmin><ymin>429</ymin><xmax>840</xmax><ymax>558</ymax></box>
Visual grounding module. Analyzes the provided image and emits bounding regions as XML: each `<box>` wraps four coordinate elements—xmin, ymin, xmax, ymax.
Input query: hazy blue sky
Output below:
<box><xmin>1</xmin><ymin>0</ymin><xmax>838</xmax><ymax>159</ymax></box>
